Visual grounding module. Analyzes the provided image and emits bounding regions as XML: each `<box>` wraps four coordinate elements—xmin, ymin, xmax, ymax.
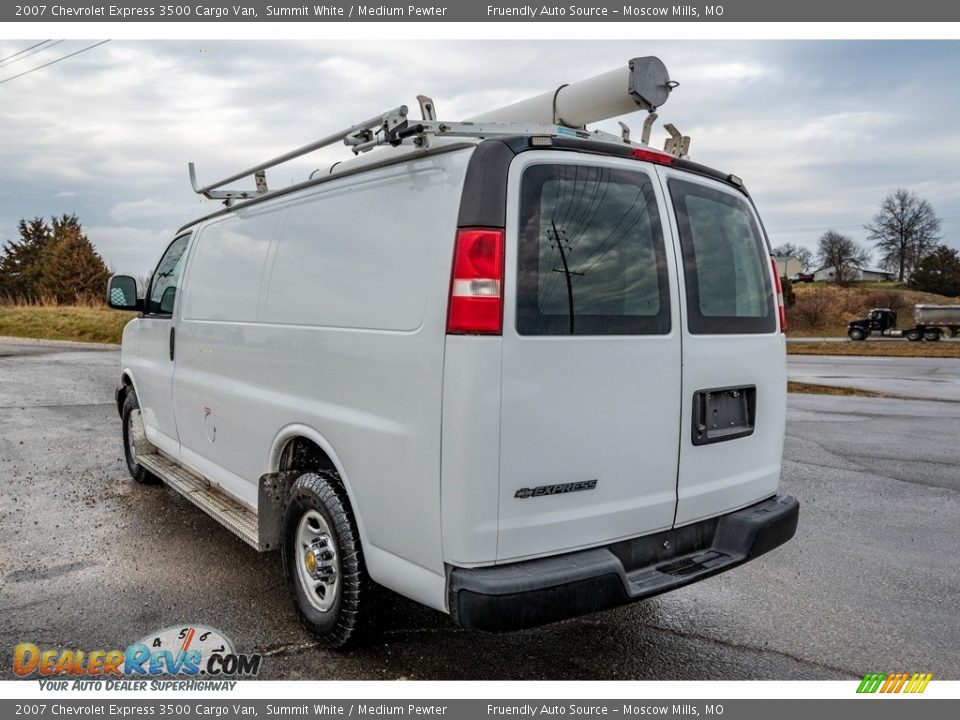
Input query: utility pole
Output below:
<box><xmin>551</xmin><ymin>220</ymin><xmax>582</xmax><ymax>334</ymax></box>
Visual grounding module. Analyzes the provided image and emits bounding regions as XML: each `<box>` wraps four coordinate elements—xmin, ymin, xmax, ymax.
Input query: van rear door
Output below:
<box><xmin>659</xmin><ymin>170</ymin><xmax>785</xmax><ymax>526</ymax></box>
<box><xmin>497</xmin><ymin>153</ymin><xmax>682</xmax><ymax>561</ymax></box>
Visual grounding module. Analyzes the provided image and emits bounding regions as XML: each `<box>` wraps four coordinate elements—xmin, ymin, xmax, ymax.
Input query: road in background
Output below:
<box><xmin>788</xmin><ymin>337</ymin><xmax>958</xmax><ymax>343</ymax></box>
<box><xmin>2</xmin><ymin>340</ymin><xmax>959</xmax><ymax>679</ymax></box>
<box><xmin>788</xmin><ymin>355</ymin><xmax>960</xmax><ymax>401</ymax></box>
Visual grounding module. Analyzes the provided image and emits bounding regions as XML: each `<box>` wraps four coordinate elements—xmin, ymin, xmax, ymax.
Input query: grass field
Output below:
<box><xmin>2</xmin><ymin>297</ymin><xmax>959</xmax><ymax>359</ymax></box>
<box><xmin>788</xmin><ymin>340</ymin><xmax>960</xmax><ymax>358</ymax></box>
<box><xmin>0</xmin><ymin>305</ymin><xmax>130</xmax><ymax>344</ymax></box>
<box><xmin>786</xmin><ymin>381</ymin><xmax>889</xmax><ymax>397</ymax></box>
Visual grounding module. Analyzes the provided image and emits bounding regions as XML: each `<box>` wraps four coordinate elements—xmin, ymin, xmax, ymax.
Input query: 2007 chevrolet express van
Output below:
<box><xmin>107</xmin><ymin>57</ymin><xmax>798</xmax><ymax>647</ymax></box>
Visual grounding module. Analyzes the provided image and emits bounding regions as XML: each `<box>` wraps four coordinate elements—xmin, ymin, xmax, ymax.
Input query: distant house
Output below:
<box><xmin>812</xmin><ymin>264</ymin><xmax>895</xmax><ymax>282</ymax></box>
<box><xmin>774</xmin><ymin>255</ymin><xmax>804</xmax><ymax>278</ymax></box>
<box><xmin>858</xmin><ymin>267</ymin><xmax>897</xmax><ymax>282</ymax></box>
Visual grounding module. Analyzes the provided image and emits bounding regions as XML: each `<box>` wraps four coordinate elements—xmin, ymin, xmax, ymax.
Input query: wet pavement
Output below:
<box><xmin>788</xmin><ymin>355</ymin><xmax>960</xmax><ymax>401</ymax></box>
<box><xmin>2</xmin><ymin>339</ymin><xmax>959</xmax><ymax>680</ymax></box>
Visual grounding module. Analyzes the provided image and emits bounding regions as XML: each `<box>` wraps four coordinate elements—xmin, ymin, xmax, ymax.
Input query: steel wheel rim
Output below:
<box><xmin>126</xmin><ymin>410</ymin><xmax>139</xmax><ymax>464</ymax></box>
<box><xmin>295</xmin><ymin>509</ymin><xmax>340</xmax><ymax>613</ymax></box>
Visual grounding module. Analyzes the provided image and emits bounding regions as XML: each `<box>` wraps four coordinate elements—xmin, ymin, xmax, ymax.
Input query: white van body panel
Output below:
<box><xmin>117</xmin><ymin>134</ymin><xmax>793</xmax><ymax>629</ymax></box>
<box><xmin>496</xmin><ymin>151</ymin><xmax>684</xmax><ymax>562</ymax></box>
<box><xmin>655</xmin><ymin>168</ymin><xmax>785</xmax><ymax>526</ymax></box>
<box><xmin>174</xmin><ymin>209</ymin><xmax>282</xmax><ymax>508</ymax></box>
<box><xmin>439</xmin><ymin>337</ymin><xmax>503</xmax><ymax>566</ymax></box>
<box><xmin>264</xmin><ymin>421</ymin><xmax>448</xmax><ymax>612</ymax></box>
<box><xmin>673</xmin><ymin>334</ymin><xmax>785</xmax><ymax>526</ymax></box>
<box><xmin>125</xmin><ymin>233</ymin><xmax>192</xmax><ymax>460</ymax></box>
<box><xmin>167</xmin><ymin>148</ymin><xmax>475</xmax><ymax>610</ymax></box>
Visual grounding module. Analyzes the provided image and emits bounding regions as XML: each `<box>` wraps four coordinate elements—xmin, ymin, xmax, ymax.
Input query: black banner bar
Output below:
<box><xmin>4</xmin><ymin>0</ymin><xmax>960</xmax><ymax>23</ymax></box>
<box><xmin>0</xmin><ymin>700</ymin><xmax>957</xmax><ymax>720</ymax></box>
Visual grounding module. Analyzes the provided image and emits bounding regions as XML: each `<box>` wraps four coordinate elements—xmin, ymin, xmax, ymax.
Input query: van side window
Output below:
<box><xmin>516</xmin><ymin>164</ymin><xmax>671</xmax><ymax>336</ymax></box>
<box><xmin>146</xmin><ymin>234</ymin><xmax>191</xmax><ymax>316</ymax></box>
<box><xmin>668</xmin><ymin>179</ymin><xmax>775</xmax><ymax>334</ymax></box>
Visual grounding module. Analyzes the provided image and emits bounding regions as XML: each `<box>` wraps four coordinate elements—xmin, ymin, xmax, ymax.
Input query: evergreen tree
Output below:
<box><xmin>36</xmin><ymin>215</ymin><xmax>111</xmax><ymax>304</ymax></box>
<box><xmin>0</xmin><ymin>217</ymin><xmax>54</xmax><ymax>301</ymax></box>
<box><xmin>908</xmin><ymin>245</ymin><xmax>960</xmax><ymax>297</ymax></box>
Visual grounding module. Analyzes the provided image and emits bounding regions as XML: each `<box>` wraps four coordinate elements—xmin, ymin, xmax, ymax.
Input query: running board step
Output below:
<box><xmin>137</xmin><ymin>452</ymin><xmax>261</xmax><ymax>550</ymax></box>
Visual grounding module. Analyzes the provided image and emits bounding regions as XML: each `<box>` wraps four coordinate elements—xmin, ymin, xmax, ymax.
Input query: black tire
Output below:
<box><xmin>847</xmin><ymin>328</ymin><xmax>866</xmax><ymax>341</ymax></box>
<box><xmin>905</xmin><ymin>328</ymin><xmax>923</xmax><ymax>342</ymax></box>
<box><xmin>282</xmin><ymin>471</ymin><xmax>377</xmax><ymax>648</ymax></box>
<box><xmin>924</xmin><ymin>329</ymin><xmax>941</xmax><ymax>342</ymax></box>
<box><xmin>121</xmin><ymin>390</ymin><xmax>158</xmax><ymax>484</ymax></box>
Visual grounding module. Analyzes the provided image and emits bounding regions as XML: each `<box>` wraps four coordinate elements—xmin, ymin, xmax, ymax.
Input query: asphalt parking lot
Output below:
<box><xmin>2</xmin><ymin>339</ymin><xmax>959</xmax><ymax>680</ymax></box>
<box><xmin>788</xmin><ymin>355</ymin><xmax>960</xmax><ymax>401</ymax></box>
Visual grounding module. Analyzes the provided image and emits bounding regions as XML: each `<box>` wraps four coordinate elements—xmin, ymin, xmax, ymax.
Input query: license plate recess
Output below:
<box><xmin>692</xmin><ymin>385</ymin><xmax>756</xmax><ymax>446</ymax></box>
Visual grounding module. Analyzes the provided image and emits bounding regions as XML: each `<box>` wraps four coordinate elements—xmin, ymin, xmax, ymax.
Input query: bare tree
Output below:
<box><xmin>772</xmin><ymin>242</ymin><xmax>813</xmax><ymax>272</ymax></box>
<box><xmin>864</xmin><ymin>189</ymin><xmax>942</xmax><ymax>282</ymax></box>
<box><xmin>816</xmin><ymin>230</ymin><xmax>869</xmax><ymax>285</ymax></box>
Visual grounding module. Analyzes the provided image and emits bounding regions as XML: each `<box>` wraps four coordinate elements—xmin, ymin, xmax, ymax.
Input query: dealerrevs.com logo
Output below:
<box><xmin>14</xmin><ymin>625</ymin><xmax>262</xmax><ymax>690</ymax></box>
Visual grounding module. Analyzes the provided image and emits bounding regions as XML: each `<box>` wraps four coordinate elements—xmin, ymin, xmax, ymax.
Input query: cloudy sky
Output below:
<box><xmin>1</xmin><ymin>39</ymin><xmax>958</xmax><ymax>275</ymax></box>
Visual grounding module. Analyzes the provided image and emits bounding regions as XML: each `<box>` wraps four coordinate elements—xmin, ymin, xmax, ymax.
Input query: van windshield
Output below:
<box><xmin>516</xmin><ymin>164</ymin><xmax>671</xmax><ymax>336</ymax></box>
<box><xmin>668</xmin><ymin>178</ymin><xmax>775</xmax><ymax>334</ymax></box>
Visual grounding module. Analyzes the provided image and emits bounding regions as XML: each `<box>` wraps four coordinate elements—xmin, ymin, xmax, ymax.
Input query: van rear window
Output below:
<box><xmin>516</xmin><ymin>164</ymin><xmax>671</xmax><ymax>336</ymax></box>
<box><xmin>668</xmin><ymin>179</ymin><xmax>775</xmax><ymax>334</ymax></box>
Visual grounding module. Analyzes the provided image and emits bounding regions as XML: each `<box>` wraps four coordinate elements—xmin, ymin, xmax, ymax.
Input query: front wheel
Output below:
<box><xmin>282</xmin><ymin>471</ymin><xmax>378</xmax><ymax>648</ymax></box>
<box><xmin>847</xmin><ymin>327</ymin><xmax>866</xmax><ymax>341</ymax></box>
<box><xmin>121</xmin><ymin>391</ymin><xmax>157</xmax><ymax>484</ymax></box>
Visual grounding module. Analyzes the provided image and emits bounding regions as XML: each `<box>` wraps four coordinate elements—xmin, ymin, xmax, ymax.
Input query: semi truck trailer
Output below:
<box><xmin>847</xmin><ymin>304</ymin><xmax>960</xmax><ymax>341</ymax></box>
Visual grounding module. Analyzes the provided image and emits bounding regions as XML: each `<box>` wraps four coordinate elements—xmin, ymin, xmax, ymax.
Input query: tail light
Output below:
<box><xmin>770</xmin><ymin>256</ymin><xmax>787</xmax><ymax>332</ymax></box>
<box><xmin>447</xmin><ymin>228</ymin><xmax>505</xmax><ymax>335</ymax></box>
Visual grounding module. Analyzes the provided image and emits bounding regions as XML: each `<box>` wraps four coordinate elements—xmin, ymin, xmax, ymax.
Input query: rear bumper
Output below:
<box><xmin>448</xmin><ymin>493</ymin><xmax>799</xmax><ymax>632</ymax></box>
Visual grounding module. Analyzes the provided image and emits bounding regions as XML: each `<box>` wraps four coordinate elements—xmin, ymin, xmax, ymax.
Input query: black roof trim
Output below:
<box><xmin>456</xmin><ymin>139</ymin><xmax>518</xmax><ymax>228</ymax></box>
<box><xmin>454</xmin><ymin>135</ymin><xmax>748</xmax><ymax>231</ymax></box>
<box><xmin>541</xmin><ymin>136</ymin><xmax>749</xmax><ymax>196</ymax></box>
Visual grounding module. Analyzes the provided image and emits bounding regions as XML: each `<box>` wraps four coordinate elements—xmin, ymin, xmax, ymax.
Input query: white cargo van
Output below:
<box><xmin>108</xmin><ymin>57</ymin><xmax>798</xmax><ymax>647</ymax></box>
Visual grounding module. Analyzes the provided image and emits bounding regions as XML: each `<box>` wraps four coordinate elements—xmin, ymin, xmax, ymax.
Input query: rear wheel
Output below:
<box><xmin>847</xmin><ymin>327</ymin><xmax>866</xmax><ymax>341</ymax></box>
<box><xmin>282</xmin><ymin>471</ymin><xmax>377</xmax><ymax>648</ymax></box>
<box><xmin>905</xmin><ymin>328</ymin><xmax>923</xmax><ymax>342</ymax></box>
<box><xmin>924</xmin><ymin>329</ymin><xmax>941</xmax><ymax>342</ymax></box>
<box><xmin>121</xmin><ymin>391</ymin><xmax>157</xmax><ymax>484</ymax></box>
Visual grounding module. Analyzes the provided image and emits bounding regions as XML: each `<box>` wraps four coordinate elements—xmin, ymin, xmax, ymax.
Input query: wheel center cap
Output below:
<box><xmin>304</xmin><ymin>550</ymin><xmax>317</xmax><ymax>574</ymax></box>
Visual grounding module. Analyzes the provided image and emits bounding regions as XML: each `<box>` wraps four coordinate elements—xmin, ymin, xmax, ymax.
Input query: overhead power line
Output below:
<box><xmin>0</xmin><ymin>40</ymin><xmax>110</xmax><ymax>87</ymax></box>
<box><xmin>0</xmin><ymin>39</ymin><xmax>64</xmax><ymax>68</ymax></box>
<box><xmin>0</xmin><ymin>39</ymin><xmax>52</xmax><ymax>64</ymax></box>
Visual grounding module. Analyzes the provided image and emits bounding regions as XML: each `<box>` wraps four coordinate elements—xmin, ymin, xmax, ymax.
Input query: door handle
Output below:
<box><xmin>169</xmin><ymin>327</ymin><xmax>175</xmax><ymax>361</ymax></box>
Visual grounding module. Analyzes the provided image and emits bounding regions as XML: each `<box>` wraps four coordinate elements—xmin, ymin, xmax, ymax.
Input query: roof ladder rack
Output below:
<box><xmin>188</xmin><ymin>105</ymin><xmax>409</xmax><ymax>206</ymax></box>
<box><xmin>187</xmin><ymin>56</ymin><xmax>686</xmax><ymax>208</ymax></box>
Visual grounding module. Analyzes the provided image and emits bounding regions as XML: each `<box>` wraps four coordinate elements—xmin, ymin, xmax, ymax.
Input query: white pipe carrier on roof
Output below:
<box><xmin>468</xmin><ymin>56</ymin><xmax>675</xmax><ymax>128</ymax></box>
<box><xmin>187</xmin><ymin>56</ymin><xmax>680</xmax><ymax>207</ymax></box>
